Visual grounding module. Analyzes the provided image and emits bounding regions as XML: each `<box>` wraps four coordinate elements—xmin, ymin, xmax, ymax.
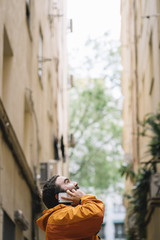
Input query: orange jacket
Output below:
<box><xmin>37</xmin><ymin>194</ymin><xmax>105</xmax><ymax>240</ymax></box>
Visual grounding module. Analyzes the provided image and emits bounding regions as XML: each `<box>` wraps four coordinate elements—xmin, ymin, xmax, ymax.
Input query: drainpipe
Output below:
<box><xmin>133</xmin><ymin>0</ymin><xmax>140</xmax><ymax>163</ymax></box>
<box><xmin>0</xmin><ymin>131</ymin><xmax>3</xmax><ymax>240</ymax></box>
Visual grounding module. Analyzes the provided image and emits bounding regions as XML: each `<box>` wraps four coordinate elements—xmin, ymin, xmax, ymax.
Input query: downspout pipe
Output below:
<box><xmin>133</xmin><ymin>0</ymin><xmax>140</xmax><ymax>163</ymax></box>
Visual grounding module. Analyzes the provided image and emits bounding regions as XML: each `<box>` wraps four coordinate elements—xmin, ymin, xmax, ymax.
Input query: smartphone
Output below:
<box><xmin>58</xmin><ymin>192</ymin><xmax>73</xmax><ymax>203</ymax></box>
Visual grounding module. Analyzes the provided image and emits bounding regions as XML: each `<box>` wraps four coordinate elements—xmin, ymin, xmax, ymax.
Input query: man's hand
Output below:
<box><xmin>62</xmin><ymin>189</ymin><xmax>85</xmax><ymax>206</ymax></box>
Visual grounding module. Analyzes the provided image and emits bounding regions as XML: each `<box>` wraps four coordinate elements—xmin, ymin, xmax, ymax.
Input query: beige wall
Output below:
<box><xmin>122</xmin><ymin>0</ymin><xmax>160</xmax><ymax>164</ymax></box>
<box><xmin>0</xmin><ymin>0</ymin><xmax>68</xmax><ymax>239</ymax></box>
<box><xmin>0</xmin><ymin>132</ymin><xmax>32</xmax><ymax>240</ymax></box>
<box><xmin>121</xmin><ymin>0</ymin><xmax>160</xmax><ymax>239</ymax></box>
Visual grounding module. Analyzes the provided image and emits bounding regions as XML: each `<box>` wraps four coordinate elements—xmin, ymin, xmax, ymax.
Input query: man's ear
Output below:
<box><xmin>55</xmin><ymin>194</ymin><xmax>58</xmax><ymax>199</ymax></box>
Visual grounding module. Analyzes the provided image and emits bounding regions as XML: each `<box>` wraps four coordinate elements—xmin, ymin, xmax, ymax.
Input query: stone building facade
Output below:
<box><xmin>0</xmin><ymin>0</ymin><xmax>68</xmax><ymax>239</ymax></box>
<box><xmin>121</xmin><ymin>0</ymin><xmax>160</xmax><ymax>239</ymax></box>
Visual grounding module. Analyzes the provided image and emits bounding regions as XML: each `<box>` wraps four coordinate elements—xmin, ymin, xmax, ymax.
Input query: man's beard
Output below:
<box><xmin>59</xmin><ymin>185</ymin><xmax>79</xmax><ymax>193</ymax></box>
<box><xmin>75</xmin><ymin>185</ymin><xmax>79</xmax><ymax>190</ymax></box>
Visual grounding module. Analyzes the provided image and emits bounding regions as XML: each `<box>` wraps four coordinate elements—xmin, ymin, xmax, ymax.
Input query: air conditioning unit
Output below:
<box><xmin>68</xmin><ymin>133</ymin><xmax>75</xmax><ymax>147</ymax></box>
<box><xmin>67</xmin><ymin>19</ymin><xmax>73</xmax><ymax>33</ymax></box>
<box><xmin>68</xmin><ymin>75</ymin><xmax>74</xmax><ymax>88</ymax></box>
<box><xmin>14</xmin><ymin>210</ymin><xmax>29</xmax><ymax>231</ymax></box>
<box><xmin>40</xmin><ymin>161</ymin><xmax>55</xmax><ymax>185</ymax></box>
<box><xmin>149</xmin><ymin>173</ymin><xmax>160</xmax><ymax>207</ymax></box>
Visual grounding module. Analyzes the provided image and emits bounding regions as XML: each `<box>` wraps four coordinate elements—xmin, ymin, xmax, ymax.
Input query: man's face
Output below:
<box><xmin>56</xmin><ymin>176</ymin><xmax>79</xmax><ymax>192</ymax></box>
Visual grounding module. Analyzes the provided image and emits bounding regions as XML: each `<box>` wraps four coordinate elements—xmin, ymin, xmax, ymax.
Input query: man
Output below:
<box><xmin>37</xmin><ymin>175</ymin><xmax>105</xmax><ymax>240</ymax></box>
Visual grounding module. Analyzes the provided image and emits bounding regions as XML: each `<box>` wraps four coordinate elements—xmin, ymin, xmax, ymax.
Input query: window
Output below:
<box><xmin>38</xmin><ymin>30</ymin><xmax>43</xmax><ymax>86</ymax></box>
<box><xmin>114</xmin><ymin>223</ymin><xmax>125</xmax><ymax>239</ymax></box>
<box><xmin>2</xmin><ymin>27</ymin><xmax>13</xmax><ymax>105</ymax></box>
<box><xmin>3</xmin><ymin>211</ymin><xmax>15</xmax><ymax>240</ymax></box>
<box><xmin>98</xmin><ymin>223</ymin><xmax>105</xmax><ymax>239</ymax></box>
<box><xmin>61</xmin><ymin>136</ymin><xmax>66</xmax><ymax>162</ymax></box>
<box><xmin>53</xmin><ymin>136</ymin><xmax>60</xmax><ymax>160</ymax></box>
<box><xmin>149</xmin><ymin>33</ymin><xmax>154</xmax><ymax>95</ymax></box>
<box><xmin>40</xmin><ymin>162</ymin><xmax>54</xmax><ymax>184</ymax></box>
<box><xmin>40</xmin><ymin>162</ymin><xmax>48</xmax><ymax>183</ymax></box>
<box><xmin>26</xmin><ymin>0</ymin><xmax>30</xmax><ymax>27</ymax></box>
<box><xmin>24</xmin><ymin>92</ymin><xmax>32</xmax><ymax>167</ymax></box>
<box><xmin>47</xmin><ymin>73</ymin><xmax>53</xmax><ymax>120</ymax></box>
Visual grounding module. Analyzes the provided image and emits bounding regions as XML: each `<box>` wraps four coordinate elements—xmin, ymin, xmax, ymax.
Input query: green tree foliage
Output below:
<box><xmin>69</xmin><ymin>34</ymin><xmax>123</xmax><ymax>192</ymax></box>
<box><xmin>119</xmin><ymin>107</ymin><xmax>160</xmax><ymax>239</ymax></box>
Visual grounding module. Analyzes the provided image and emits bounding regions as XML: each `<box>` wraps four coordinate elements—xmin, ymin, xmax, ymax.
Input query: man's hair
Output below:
<box><xmin>42</xmin><ymin>175</ymin><xmax>63</xmax><ymax>209</ymax></box>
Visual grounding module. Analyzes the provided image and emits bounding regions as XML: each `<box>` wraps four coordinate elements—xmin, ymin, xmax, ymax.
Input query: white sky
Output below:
<box><xmin>66</xmin><ymin>0</ymin><xmax>122</xmax><ymax>100</ymax></box>
<box><xmin>67</xmin><ymin>0</ymin><xmax>121</xmax><ymax>48</ymax></box>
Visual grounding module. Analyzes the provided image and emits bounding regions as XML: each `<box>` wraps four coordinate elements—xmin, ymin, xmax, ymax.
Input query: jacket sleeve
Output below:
<box><xmin>46</xmin><ymin>194</ymin><xmax>105</xmax><ymax>239</ymax></box>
